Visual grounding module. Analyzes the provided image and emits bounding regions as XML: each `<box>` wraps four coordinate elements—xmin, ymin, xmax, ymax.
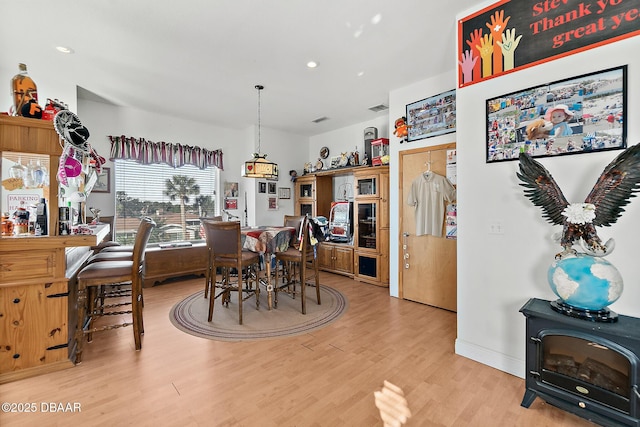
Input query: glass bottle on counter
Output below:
<box><xmin>1</xmin><ymin>213</ymin><xmax>14</xmax><ymax>236</ymax></box>
<box><xmin>11</xmin><ymin>63</ymin><xmax>38</xmax><ymax>116</ymax></box>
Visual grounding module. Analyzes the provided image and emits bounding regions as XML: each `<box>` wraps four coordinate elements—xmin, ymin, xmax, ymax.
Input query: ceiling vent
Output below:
<box><xmin>312</xmin><ymin>116</ymin><xmax>329</xmax><ymax>123</ymax></box>
<box><xmin>368</xmin><ymin>104</ymin><xmax>388</xmax><ymax>112</ymax></box>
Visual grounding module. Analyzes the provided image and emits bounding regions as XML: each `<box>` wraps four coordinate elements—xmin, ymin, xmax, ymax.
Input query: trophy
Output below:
<box><xmin>89</xmin><ymin>207</ymin><xmax>101</xmax><ymax>224</ymax></box>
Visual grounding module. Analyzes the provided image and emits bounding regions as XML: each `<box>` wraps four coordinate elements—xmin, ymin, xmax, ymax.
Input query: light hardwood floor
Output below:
<box><xmin>0</xmin><ymin>272</ymin><xmax>595</xmax><ymax>426</ymax></box>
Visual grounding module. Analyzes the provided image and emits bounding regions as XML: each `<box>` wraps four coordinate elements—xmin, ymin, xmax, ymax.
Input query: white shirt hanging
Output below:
<box><xmin>407</xmin><ymin>171</ymin><xmax>456</xmax><ymax>237</ymax></box>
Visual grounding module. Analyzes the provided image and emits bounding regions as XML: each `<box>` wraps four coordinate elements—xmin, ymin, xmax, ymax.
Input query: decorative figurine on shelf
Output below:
<box><xmin>338</xmin><ymin>152</ymin><xmax>349</xmax><ymax>167</ymax></box>
<box><xmin>89</xmin><ymin>207</ymin><xmax>102</xmax><ymax>224</ymax></box>
<box><xmin>394</xmin><ymin>116</ymin><xmax>408</xmax><ymax>144</ymax></box>
<box><xmin>517</xmin><ymin>145</ymin><xmax>640</xmax><ymax>319</ymax></box>
<box><xmin>361</xmin><ymin>151</ymin><xmax>369</xmax><ymax>166</ymax></box>
<box><xmin>353</xmin><ymin>146</ymin><xmax>360</xmax><ymax>166</ymax></box>
<box><xmin>289</xmin><ymin>169</ymin><xmax>298</xmax><ymax>182</ymax></box>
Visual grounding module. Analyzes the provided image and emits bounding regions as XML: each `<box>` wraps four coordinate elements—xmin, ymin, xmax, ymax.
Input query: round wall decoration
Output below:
<box><xmin>320</xmin><ymin>146</ymin><xmax>330</xmax><ymax>159</ymax></box>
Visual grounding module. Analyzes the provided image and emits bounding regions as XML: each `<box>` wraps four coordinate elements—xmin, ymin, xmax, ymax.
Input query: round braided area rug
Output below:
<box><xmin>169</xmin><ymin>285</ymin><xmax>347</xmax><ymax>341</ymax></box>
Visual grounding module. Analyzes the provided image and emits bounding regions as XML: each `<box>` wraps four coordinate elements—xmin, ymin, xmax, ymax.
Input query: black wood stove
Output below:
<box><xmin>521</xmin><ymin>298</ymin><xmax>640</xmax><ymax>426</ymax></box>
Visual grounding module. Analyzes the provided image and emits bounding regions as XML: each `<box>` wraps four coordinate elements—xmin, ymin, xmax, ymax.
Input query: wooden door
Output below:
<box><xmin>399</xmin><ymin>143</ymin><xmax>457</xmax><ymax>311</ymax></box>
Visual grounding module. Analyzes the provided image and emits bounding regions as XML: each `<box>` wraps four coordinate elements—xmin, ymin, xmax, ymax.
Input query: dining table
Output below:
<box><xmin>241</xmin><ymin>225</ymin><xmax>297</xmax><ymax>310</ymax></box>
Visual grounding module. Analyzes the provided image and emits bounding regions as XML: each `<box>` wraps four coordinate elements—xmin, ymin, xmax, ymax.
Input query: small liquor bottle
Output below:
<box><xmin>11</xmin><ymin>63</ymin><xmax>38</xmax><ymax>116</ymax></box>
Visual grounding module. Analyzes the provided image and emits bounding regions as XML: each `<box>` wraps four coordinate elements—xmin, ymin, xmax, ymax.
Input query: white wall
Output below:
<box><xmin>248</xmin><ymin>126</ymin><xmax>308</xmax><ymax>227</ymax></box>
<box><xmin>78</xmin><ymin>99</ymin><xmax>308</xmax><ymax>226</ymax></box>
<box><xmin>308</xmin><ymin>116</ymin><xmax>389</xmax><ymax>167</ymax></box>
<box><xmin>455</xmin><ymin>35</ymin><xmax>640</xmax><ymax>377</ymax></box>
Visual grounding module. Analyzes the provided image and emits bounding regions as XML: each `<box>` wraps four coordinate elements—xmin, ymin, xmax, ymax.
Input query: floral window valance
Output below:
<box><xmin>108</xmin><ymin>135</ymin><xmax>224</xmax><ymax>170</ymax></box>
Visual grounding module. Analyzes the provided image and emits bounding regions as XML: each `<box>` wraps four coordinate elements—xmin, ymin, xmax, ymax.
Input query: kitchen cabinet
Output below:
<box><xmin>318</xmin><ymin>242</ymin><xmax>353</xmax><ymax>277</ymax></box>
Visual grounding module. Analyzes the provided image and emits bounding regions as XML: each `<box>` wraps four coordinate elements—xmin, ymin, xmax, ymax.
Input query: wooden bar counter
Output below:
<box><xmin>0</xmin><ymin>227</ymin><xmax>108</xmax><ymax>384</ymax></box>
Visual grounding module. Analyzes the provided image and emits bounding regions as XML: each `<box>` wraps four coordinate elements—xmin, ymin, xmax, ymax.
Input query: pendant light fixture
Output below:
<box><xmin>243</xmin><ymin>84</ymin><xmax>279</xmax><ymax>179</ymax></box>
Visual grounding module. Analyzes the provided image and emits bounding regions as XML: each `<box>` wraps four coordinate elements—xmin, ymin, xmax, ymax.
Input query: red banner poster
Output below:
<box><xmin>458</xmin><ymin>0</ymin><xmax>640</xmax><ymax>87</ymax></box>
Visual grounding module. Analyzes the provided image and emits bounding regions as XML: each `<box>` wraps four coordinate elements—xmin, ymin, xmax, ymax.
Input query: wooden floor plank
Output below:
<box><xmin>0</xmin><ymin>272</ymin><xmax>595</xmax><ymax>426</ymax></box>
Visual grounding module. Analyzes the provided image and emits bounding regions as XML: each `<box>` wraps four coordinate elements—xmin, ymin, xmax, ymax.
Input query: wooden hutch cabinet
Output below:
<box><xmin>294</xmin><ymin>165</ymin><xmax>389</xmax><ymax>286</ymax></box>
<box><xmin>0</xmin><ymin>116</ymin><xmax>104</xmax><ymax>384</ymax></box>
<box><xmin>353</xmin><ymin>167</ymin><xmax>389</xmax><ymax>286</ymax></box>
<box><xmin>294</xmin><ymin>174</ymin><xmax>332</xmax><ymax>218</ymax></box>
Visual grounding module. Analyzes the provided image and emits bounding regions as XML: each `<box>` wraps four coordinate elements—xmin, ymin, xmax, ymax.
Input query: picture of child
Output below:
<box><xmin>545</xmin><ymin>104</ymin><xmax>574</xmax><ymax>137</ymax></box>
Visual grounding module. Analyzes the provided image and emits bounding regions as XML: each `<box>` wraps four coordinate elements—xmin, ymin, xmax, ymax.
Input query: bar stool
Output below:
<box><xmin>274</xmin><ymin>216</ymin><xmax>321</xmax><ymax>314</ymax></box>
<box><xmin>75</xmin><ymin>217</ymin><xmax>155</xmax><ymax>363</ymax></box>
<box><xmin>201</xmin><ymin>219</ymin><xmax>260</xmax><ymax>324</ymax></box>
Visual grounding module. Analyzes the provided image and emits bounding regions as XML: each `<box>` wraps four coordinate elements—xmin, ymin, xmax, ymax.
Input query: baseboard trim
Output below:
<box><xmin>455</xmin><ymin>338</ymin><xmax>525</xmax><ymax>379</ymax></box>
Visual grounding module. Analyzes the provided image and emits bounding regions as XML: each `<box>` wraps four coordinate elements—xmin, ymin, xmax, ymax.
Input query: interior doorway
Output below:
<box><xmin>398</xmin><ymin>143</ymin><xmax>457</xmax><ymax>311</ymax></box>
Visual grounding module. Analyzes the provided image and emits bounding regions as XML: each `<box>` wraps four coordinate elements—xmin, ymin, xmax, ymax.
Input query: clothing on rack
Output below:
<box><xmin>407</xmin><ymin>171</ymin><xmax>456</xmax><ymax>237</ymax></box>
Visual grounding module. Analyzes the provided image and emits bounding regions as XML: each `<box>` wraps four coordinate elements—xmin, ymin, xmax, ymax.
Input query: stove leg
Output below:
<box><xmin>521</xmin><ymin>389</ymin><xmax>537</xmax><ymax>408</ymax></box>
<box><xmin>520</xmin><ymin>389</ymin><xmax>538</xmax><ymax>408</ymax></box>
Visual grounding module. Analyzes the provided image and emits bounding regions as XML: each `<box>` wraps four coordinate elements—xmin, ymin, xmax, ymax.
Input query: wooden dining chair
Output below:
<box><xmin>74</xmin><ymin>217</ymin><xmax>156</xmax><ymax>363</ymax></box>
<box><xmin>201</xmin><ymin>219</ymin><xmax>260</xmax><ymax>324</ymax></box>
<box><xmin>274</xmin><ymin>216</ymin><xmax>321</xmax><ymax>314</ymax></box>
<box><xmin>277</xmin><ymin>214</ymin><xmax>305</xmax><ymax>284</ymax></box>
<box><xmin>199</xmin><ymin>216</ymin><xmax>223</xmax><ymax>298</ymax></box>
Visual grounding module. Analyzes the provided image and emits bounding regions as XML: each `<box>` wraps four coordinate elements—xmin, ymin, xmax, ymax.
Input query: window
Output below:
<box><xmin>114</xmin><ymin>160</ymin><xmax>219</xmax><ymax>245</ymax></box>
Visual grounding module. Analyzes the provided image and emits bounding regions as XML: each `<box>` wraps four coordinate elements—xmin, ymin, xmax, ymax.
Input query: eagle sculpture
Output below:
<box><xmin>517</xmin><ymin>144</ymin><xmax>640</xmax><ymax>258</ymax></box>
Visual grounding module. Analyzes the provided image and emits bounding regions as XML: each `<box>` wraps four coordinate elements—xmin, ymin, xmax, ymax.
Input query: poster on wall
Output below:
<box><xmin>406</xmin><ymin>89</ymin><xmax>456</xmax><ymax>142</ymax></box>
<box><xmin>458</xmin><ymin>0</ymin><xmax>640</xmax><ymax>88</ymax></box>
<box><xmin>224</xmin><ymin>198</ymin><xmax>237</xmax><ymax>210</ymax></box>
<box><xmin>486</xmin><ymin>65</ymin><xmax>627</xmax><ymax>162</ymax></box>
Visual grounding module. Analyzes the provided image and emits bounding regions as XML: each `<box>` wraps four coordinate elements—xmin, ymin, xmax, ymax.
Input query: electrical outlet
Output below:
<box><xmin>489</xmin><ymin>221</ymin><xmax>504</xmax><ymax>235</ymax></box>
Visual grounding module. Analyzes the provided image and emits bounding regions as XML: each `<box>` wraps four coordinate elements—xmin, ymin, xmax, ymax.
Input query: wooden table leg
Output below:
<box><xmin>265</xmin><ymin>259</ymin><xmax>273</xmax><ymax>310</ymax></box>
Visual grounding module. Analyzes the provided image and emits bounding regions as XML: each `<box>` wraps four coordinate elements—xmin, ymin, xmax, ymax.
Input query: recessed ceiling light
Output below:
<box><xmin>56</xmin><ymin>46</ymin><xmax>75</xmax><ymax>54</ymax></box>
<box><xmin>307</xmin><ymin>61</ymin><xmax>318</xmax><ymax>68</ymax></box>
<box><xmin>357</xmin><ymin>71</ymin><xmax>365</xmax><ymax>77</ymax></box>
<box><xmin>371</xmin><ymin>14</ymin><xmax>382</xmax><ymax>25</ymax></box>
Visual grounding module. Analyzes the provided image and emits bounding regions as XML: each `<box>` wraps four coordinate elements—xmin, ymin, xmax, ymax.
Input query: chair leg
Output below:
<box><xmin>86</xmin><ymin>286</ymin><xmax>96</xmax><ymax>343</ymax></box>
<box><xmin>249</xmin><ymin>265</ymin><xmax>259</xmax><ymax>310</ymax></box>
<box><xmin>274</xmin><ymin>261</ymin><xmax>280</xmax><ymax>308</ymax></box>
<box><xmin>208</xmin><ymin>281</ymin><xmax>216</xmax><ymax>322</ymax></box>
<box><xmin>301</xmin><ymin>260</ymin><xmax>307</xmax><ymax>315</ymax></box>
<box><xmin>314</xmin><ymin>259</ymin><xmax>321</xmax><ymax>305</ymax></box>
<box><xmin>238</xmin><ymin>270</ymin><xmax>243</xmax><ymax>325</ymax></box>
<box><xmin>204</xmin><ymin>254</ymin><xmax>213</xmax><ymax>299</ymax></box>
<box><xmin>132</xmin><ymin>280</ymin><xmax>143</xmax><ymax>351</ymax></box>
<box><xmin>75</xmin><ymin>284</ymin><xmax>87</xmax><ymax>364</ymax></box>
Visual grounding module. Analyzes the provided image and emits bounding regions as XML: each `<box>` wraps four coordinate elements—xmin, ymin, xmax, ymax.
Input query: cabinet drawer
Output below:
<box><xmin>0</xmin><ymin>281</ymin><xmax>69</xmax><ymax>373</ymax></box>
<box><xmin>0</xmin><ymin>250</ymin><xmax>57</xmax><ymax>282</ymax></box>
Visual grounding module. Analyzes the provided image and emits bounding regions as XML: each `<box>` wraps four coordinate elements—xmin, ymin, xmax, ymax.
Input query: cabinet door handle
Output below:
<box><xmin>13</xmin><ymin>298</ymin><xmax>20</xmax><ymax>304</ymax></box>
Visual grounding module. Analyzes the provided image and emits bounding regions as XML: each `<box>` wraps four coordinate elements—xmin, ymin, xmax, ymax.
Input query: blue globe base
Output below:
<box><xmin>550</xmin><ymin>299</ymin><xmax>618</xmax><ymax>323</ymax></box>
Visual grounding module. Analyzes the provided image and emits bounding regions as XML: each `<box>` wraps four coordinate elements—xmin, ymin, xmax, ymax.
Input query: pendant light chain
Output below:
<box><xmin>243</xmin><ymin>84</ymin><xmax>277</xmax><ymax>179</ymax></box>
<box><xmin>255</xmin><ymin>84</ymin><xmax>264</xmax><ymax>156</ymax></box>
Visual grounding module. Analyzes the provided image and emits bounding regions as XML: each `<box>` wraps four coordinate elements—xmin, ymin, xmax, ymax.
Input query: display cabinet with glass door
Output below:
<box><xmin>1</xmin><ymin>117</ymin><xmax>60</xmax><ymax>236</ymax></box>
<box><xmin>294</xmin><ymin>174</ymin><xmax>332</xmax><ymax>218</ymax></box>
<box><xmin>353</xmin><ymin>166</ymin><xmax>389</xmax><ymax>286</ymax></box>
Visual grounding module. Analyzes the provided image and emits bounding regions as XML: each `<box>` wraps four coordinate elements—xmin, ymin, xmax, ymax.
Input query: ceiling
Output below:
<box><xmin>1</xmin><ymin>0</ymin><xmax>479</xmax><ymax>137</ymax></box>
